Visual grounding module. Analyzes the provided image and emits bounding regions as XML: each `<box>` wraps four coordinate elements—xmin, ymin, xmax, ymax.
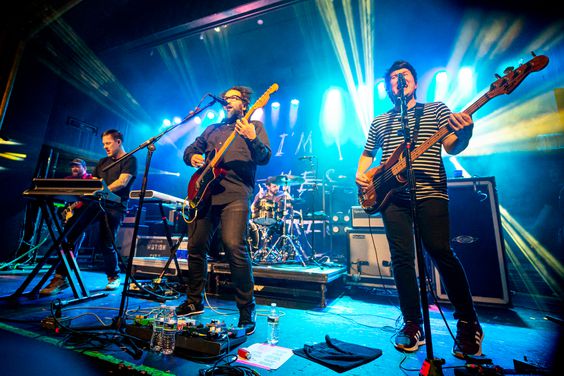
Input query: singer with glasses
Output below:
<box><xmin>355</xmin><ymin>61</ymin><xmax>483</xmax><ymax>358</ymax></box>
<box><xmin>176</xmin><ymin>86</ymin><xmax>271</xmax><ymax>336</ymax></box>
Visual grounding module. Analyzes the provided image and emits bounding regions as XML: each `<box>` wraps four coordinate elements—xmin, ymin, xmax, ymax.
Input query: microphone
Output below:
<box><xmin>208</xmin><ymin>93</ymin><xmax>228</xmax><ymax>106</ymax></box>
<box><xmin>299</xmin><ymin>155</ymin><xmax>315</xmax><ymax>160</ymax></box>
<box><xmin>397</xmin><ymin>73</ymin><xmax>406</xmax><ymax>90</ymax></box>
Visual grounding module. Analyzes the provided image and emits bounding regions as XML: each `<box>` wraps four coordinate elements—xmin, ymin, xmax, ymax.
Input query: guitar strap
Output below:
<box><xmin>411</xmin><ymin>103</ymin><xmax>425</xmax><ymax>145</ymax></box>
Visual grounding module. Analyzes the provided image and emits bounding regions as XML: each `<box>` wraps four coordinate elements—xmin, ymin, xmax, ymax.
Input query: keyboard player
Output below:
<box><xmin>40</xmin><ymin>129</ymin><xmax>137</xmax><ymax>295</ymax></box>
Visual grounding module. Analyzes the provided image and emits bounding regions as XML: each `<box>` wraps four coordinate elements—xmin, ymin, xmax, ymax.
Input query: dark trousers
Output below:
<box><xmin>186</xmin><ymin>199</ymin><xmax>254</xmax><ymax>310</ymax></box>
<box><xmin>56</xmin><ymin>203</ymin><xmax>122</xmax><ymax>279</ymax></box>
<box><xmin>381</xmin><ymin>198</ymin><xmax>477</xmax><ymax>323</ymax></box>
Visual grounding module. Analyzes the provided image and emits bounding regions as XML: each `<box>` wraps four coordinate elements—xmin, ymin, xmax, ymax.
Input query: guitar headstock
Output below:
<box><xmin>488</xmin><ymin>53</ymin><xmax>549</xmax><ymax>99</ymax></box>
<box><xmin>245</xmin><ymin>83</ymin><xmax>279</xmax><ymax>119</ymax></box>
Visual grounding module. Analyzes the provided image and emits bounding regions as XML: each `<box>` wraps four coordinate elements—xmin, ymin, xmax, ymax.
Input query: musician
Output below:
<box><xmin>40</xmin><ymin>130</ymin><xmax>137</xmax><ymax>295</ymax></box>
<box><xmin>251</xmin><ymin>178</ymin><xmax>293</xmax><ymax>219</ymax></box>
<box><xmin>66</xmin><ymin>158</ymin><xmax>92</xmax><ymax>179</ymax></box>
<box><xmin>355</xmin><ymin>61</ymin><xmax>482</xmax><ymax>358</ymax></box>
<box><xmin>177</xmin><ymin>86</ymin><xmax>271</xmax><ymax>335</ymax></box>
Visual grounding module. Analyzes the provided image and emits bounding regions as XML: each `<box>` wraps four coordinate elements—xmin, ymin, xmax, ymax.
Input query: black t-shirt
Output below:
<box><xmin>93</xmin><ymin>155</ymin><xmax>138</xmax><ymax>209</ymax></box>
<box><xmin>183</xmin><ymin>120</ymin><xmax>271</xmax><ymax>205</ymax></box>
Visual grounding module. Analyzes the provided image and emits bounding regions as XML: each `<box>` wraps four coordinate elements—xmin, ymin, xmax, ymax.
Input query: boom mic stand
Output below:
<box><xmin>397</xmin><ymin>76</ymin><xmax>444</xmax><ymax>376</ymax></box>
<box><xmin>102</xmin><ymin>97</ymin><xmax>219</xmax><ymax>331</ymax></box>
<box><xmin>303</xmin><ymin>156</ymin><xmax>324</xmax><ymax>268</ymax></box>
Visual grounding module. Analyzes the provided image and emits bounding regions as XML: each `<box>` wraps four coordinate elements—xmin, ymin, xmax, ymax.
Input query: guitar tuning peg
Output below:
<box><xmin>494</xmin><ymin>73</ymin><xmax>502</xmax><ymax>79</ymax></box>
<box><xmin>503</xmin><ymin>66</ymin><xmax>514</xmax><ymax>74</ymax></box>
<box><xmin>531</xmin><ymin>51</ymin><xmax>537</xmax><ymax>57</ymax></box>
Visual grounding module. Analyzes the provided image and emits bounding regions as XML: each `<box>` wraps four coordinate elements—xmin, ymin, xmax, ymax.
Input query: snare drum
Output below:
<box><xmin>252</xmin><ymin>198</ymin><xmax>278</xmax><ymax>226</ymax></box>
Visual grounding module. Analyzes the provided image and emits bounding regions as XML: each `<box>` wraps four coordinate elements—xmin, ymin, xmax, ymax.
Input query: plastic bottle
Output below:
<box><xmin>267</xmin><ymin>302</ymin><xmax>279</xmax><ymax>345</ymax></box>
<box><xmin>161</xmin><ymin>306</ymin><xmax>178</xmax><ymax>355</ymax></box>
<box><xmin>150</xmin><ymin>304</ymin><xmax>166</xmax><ymax>353</ymax></box>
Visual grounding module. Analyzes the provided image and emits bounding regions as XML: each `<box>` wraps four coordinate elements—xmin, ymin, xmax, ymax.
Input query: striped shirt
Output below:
<box><xmin>364</xmin><ymin>102</ymin><xmax>451</xmax><ymax>201</ymax></box>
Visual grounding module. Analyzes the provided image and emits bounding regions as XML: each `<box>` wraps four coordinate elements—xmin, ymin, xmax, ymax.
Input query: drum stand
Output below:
<box><xmin>269</xmin><ymin>188</ymin><xmax>308</xmax><ymax>266</ymax></box>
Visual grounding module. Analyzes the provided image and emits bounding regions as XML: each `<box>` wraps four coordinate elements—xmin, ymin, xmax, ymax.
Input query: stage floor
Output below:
<box><xmin>0</xmin><ymin>269</ymin><xmax>560</xmax><ymax>375</ymax></box>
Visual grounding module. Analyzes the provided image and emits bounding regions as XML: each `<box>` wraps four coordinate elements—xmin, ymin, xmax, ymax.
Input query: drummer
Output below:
<box><xmin>251</xmin><ymin>177</ymin><xmax>293</xmax><ymax>219</ymax></box>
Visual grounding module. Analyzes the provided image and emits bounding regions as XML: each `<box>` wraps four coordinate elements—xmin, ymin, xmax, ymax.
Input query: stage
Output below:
<box><xmin>0</xmin><ymin>268</ymin><xmax>560</xmax><ymax>375</ymax></box>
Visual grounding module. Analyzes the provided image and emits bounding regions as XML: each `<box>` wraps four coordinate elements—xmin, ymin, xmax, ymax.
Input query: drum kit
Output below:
<box><xmin>247</xmin><ymin>174</ymin><xmax>311</xmax><ymax>265</ymax></box>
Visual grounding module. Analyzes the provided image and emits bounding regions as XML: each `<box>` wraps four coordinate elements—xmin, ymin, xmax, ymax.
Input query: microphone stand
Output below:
<box><xmin>397</xmin><ymin>81</ymin><xmax>444</xmax><ymax>376</ymax></box>
<box><xmin>102</xmin><ymin>98</ymin><xmax>218</xmax><ymax>331</ymax></box>
<box><xmin>305</xmin><ymin>156</ymin><xmax>323</xmax><ymax>269</ymax></box>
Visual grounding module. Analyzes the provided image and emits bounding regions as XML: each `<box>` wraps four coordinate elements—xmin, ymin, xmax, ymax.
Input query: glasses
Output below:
<box><xmin>223</xmin><ymin>95</ymin><xmax>243</xmax><ymax>102</ymax></box>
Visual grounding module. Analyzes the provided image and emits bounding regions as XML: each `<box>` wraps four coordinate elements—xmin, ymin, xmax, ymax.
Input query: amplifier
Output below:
<box><xmin>351</xmin><ymin>206</ymin><xmax>384</xmax><ymax>228</ymax></box>
<box><xmin>434</xmin><ymin>177</ymin><xmax>509</xmax><ymax>305</ymax></box>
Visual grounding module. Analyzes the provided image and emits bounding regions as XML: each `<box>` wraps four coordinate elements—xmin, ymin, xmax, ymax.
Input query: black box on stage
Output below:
<box><xmin>434</xmin><ymin>177</ymin><xmax>509</xmax><ymax>305</ymax></box>
<box><xmin>346</xmin><ymin>227</ymin><xmax>396</xmax><ymax>287</ymax></box>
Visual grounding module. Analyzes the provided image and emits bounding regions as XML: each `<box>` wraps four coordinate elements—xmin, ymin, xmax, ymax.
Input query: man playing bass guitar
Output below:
<box><xmin>177</xmin><ymin>86</ymin><xmax>271</xmax><ymax>335</ymax></box>
<box><xmin>355</xmin><ymin>61</ymin><xmax>483</xmax><ymax>358</ymax></box>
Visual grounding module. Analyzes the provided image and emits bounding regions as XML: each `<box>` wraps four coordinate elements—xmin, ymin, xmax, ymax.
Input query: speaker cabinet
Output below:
<box><xmin>435</xmin><ymin>177</ymin><xmax>510</xmax><ymax>305</ymax></box>
<box><xmin>347</xmin><ymin>227</ymin><xmax>395</xmax><ymax>287</ymax></box>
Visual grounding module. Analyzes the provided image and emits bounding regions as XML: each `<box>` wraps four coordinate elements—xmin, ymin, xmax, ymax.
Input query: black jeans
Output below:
<box><xmin>56</xmin><ymin>202</ymin><xmax>122</xmax><ymax>279</ymax></box>
<box><xmin>381</xmin><ymin>198</ymin><xmax>477</xmax><ymax>323</ymax></box>
<box><xmin>186</xmin><ymin>199</ymin><xmax>254</xmax><ymax>310</ymax></box>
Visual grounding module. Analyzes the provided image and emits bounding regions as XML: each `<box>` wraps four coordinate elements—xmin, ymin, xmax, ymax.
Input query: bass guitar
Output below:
<box><xmin>186</xmin><ymin>83</ymin><xmax>279</xmax><ymax>221</ymax></box>
<box><xmin>359</xmin><ymin>53</ymin><xmax>549</xmax><ymax>214</ymax></box>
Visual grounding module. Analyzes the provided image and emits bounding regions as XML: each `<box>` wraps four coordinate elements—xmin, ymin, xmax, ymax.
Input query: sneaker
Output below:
<box><xmin>175</xmin><ymin>301</ymin><xmax>204</xmax><ymax>316</ymax></box>
<box><xmin>106</xmin><ymin>276</ymin><xmax>121</xmax><ymax>290</ymax></box>
<box><xmin>238</xmin><ymin>304</ymin><xmax>256</xmax><ymax>335</ymax></box>
<box><xmin>452</xmin><ymin>320</ymin><xmax>484</xmax><ymax>359</ymax></box>
<box><xmin>394</xmin><ymin>321</ymin><xmax>425</xmax><ymax>352</ymax></box>
<box><xmin>39</xmin><ymin>274</ymin><xmax>69</xmax><ymax>295</ymax></box>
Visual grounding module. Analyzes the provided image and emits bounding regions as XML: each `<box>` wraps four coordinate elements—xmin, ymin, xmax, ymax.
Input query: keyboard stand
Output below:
<box><xmin>1</xmin><ymin>198</ymin><xmax>107</xmax><ymax>306</ymax></box>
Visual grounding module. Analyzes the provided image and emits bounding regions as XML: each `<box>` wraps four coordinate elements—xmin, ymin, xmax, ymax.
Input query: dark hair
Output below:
<box><xmin>221</xmin><ymin>86</ymin><xmax>253</xmax><ymax>107</ymax></box>
<box><xmin>101</xmin><ymin>129</ymin><xmax>123</xmax><ymax>142</ymax></box>
<box><xmin>384</xmin><ymin>60</ymin><xmax>418</xmax><ymax>103</ymax></box>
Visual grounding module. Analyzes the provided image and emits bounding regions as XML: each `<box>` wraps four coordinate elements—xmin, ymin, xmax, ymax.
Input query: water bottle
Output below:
<box><xmin>267</xmin><ymin>302</ymin><xmax>279</xmax><ymax>345</ymax></box>
<box><xmin>161</xmin><ymin>307</ymin><xmax>178</xmax><ymax>355</ymax></box>
<box><xmin>150</xmin><ymin>304</ymin><xmax>166</xmax><ymax>353</ymax></box>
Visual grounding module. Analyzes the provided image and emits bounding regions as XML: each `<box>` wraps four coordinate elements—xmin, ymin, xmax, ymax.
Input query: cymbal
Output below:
<box><xmin>268</xmin><ymin>174</ymin><xmax>305</xmax><ymax>186</ymax></box>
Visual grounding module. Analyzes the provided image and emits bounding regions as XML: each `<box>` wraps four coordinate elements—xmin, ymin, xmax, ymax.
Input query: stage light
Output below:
<box><xmin>271</xmin><ymin>102</ymin><xmax>280</xmax><ymax>109</ymax></box>
<box><xmin>218</xmin><ymin>110</ymin><xmax>225</xmax><ymax>122</ymax></box>
<box><xmin>434</xmin><ymin>71</ymin><xmax>448</xmax><ymax>102</ymax></box>
<box><xmin>343</xmin><ymin>214</ymin><xmax>351</xmax><ymax>222</ymax></box>
<box><xmin>289</xmin><ymin>99</ymin><xmax>299</xmax><ymax>128</ymax></box>
<box><xmin>162</xmin><ymin>119</ymin><xmax>171</xmax><ymax>127</ymax></box>
<box><xmin>173</xmin><ymin>116</ymin><xmax>182</xmax><ymax>124</ymax></box>
<box><xmin>194</xmin><ymin>116</ymin><xmax>202</xmax><ymax>124</ymax></box>
<box><xmin>332</xmin><ymin>225</ymin><xmax>340</xmax><ymax>234</ymax></box>
<box><xmin>321</xmin><ymin>88</ymin><xmax>344</xmax><ymax>136</ymax></box>
<box><xmin>332</xmin><ymin>214</ymin><xmax>340</xmax><ymax>222</ymax></box>
<box><xmin>270</xmin><ymin>102</ymin><xmax>280</xmax><ymax>127</ymax></box>
<box><xmin>377</xmin><ymin>80</ymin><xmax>387</xmax><ymax>100</ymax></box>
<box><xmin>214</xmin><ymin>27</ymin><xmax>221</xmax><ymax>33</ymax></box>
<box><xmin>206</xmin><ymin>111</ymin><xmax>216</xmax><ymax>120</ymax></box>
<box><xmin>257</xmin><ymin>19</ymin><xmax>264</xmax><ymax>25</ymax></box>
<box><xmin>251</xmin><ymin>107</ymin><xmax>264</xmax><ymax>122</ymax></box>
<box><xmin>458</xmin><ymin>67</ymin><xmax>474</xmax><ymax>94</ymax></box>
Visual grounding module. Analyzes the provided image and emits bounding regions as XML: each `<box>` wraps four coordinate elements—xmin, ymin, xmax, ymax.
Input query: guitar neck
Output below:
<box><xmin>209</xmin><ymin>111</ymin><xmax>253</xmax><ymax>167</ymax></box>
<box><xmin>390</xmin><ymin>93</ymin><xmax>492</xmax><ymax>176</ymax></box>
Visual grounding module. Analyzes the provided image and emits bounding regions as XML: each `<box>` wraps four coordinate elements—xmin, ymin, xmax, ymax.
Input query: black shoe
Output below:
<box><xmin>238</xmin><ymin>304</ymin><xmax>256</xmax><ymax>335</ymax></box>
<box><xmin>452</xmin><ymin>320</ymin><xmax>484</xmax><ymax>359</ymax></box>
<box><xmin>175</xmin><ymin>301</ymin><xmax>204</xmax><ymax>316</ymax></box>
<box><xmin>394</xmin><ymin>321</ymin><xmax>425</xmax><ymax>352</ymax></box>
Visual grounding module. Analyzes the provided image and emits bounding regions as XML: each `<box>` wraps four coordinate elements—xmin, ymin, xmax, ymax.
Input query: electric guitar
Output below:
<box><xmin>61</xmin><ymin>201</ymin><xmax>83</xmax><ymax>224</ymax></box>
<box><xmin>358</xmin><ymin>53</ymin><xmax>549</xmax><ymax>214</ymax></box>
<box><xmin>186</xmin><ymin>83</ymin><xmax>279</xmax><ymax>222</ymax></box>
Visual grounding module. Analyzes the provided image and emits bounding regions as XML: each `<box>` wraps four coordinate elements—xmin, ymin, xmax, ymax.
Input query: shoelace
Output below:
<box><xmin>400</xmin><ymin>323</ymin><xmax>422</xmax><ymax>338</ymax></box>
